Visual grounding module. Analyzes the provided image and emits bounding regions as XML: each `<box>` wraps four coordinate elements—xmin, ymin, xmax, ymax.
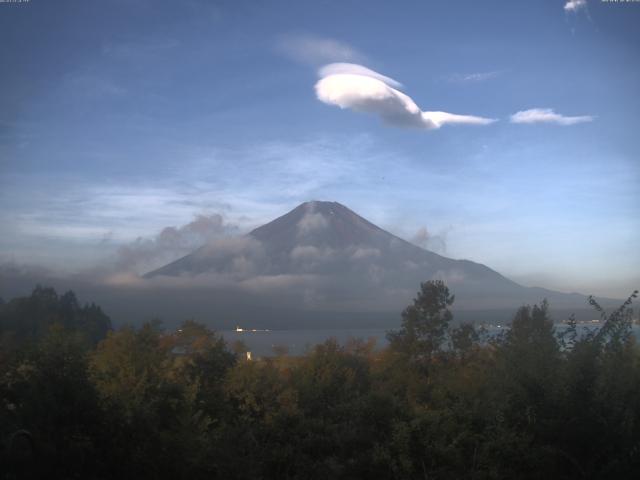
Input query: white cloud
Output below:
<box><xmin>276</xmin><ymin>34</ymin><xmax>365</xmax><ymax>65</ymax></box>
<box><xmin>510</xmin><ymin>108</ymin><xmax>594</xmax><ymax>126</ymax></box>
<box><xmin>319</xmin><ymin>63</ymin><xmax>402</xmax><ymax>88</ymax></box>
<box><xmin>564</xmin><ymin>0</ymin><xmax>587</xmax><ymax>12</ymax></box>
<box><xmin>315</xmin><ymin>63</ymin><xmax>496</xmax><ymax>130</ymax></box>
<box><xmin>297</xmin><ymin>211</ymin><xmax>329</xmax><ymax>237</ymax></box>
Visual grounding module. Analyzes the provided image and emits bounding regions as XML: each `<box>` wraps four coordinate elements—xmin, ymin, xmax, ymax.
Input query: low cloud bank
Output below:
<box><xmin>116</xmin><ymin>214</ymin><xmax>239</xmax><ymax>273</ymax></box>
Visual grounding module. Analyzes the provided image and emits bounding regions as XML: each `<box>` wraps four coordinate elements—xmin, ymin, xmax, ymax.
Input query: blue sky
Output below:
<box><xmin>0</xmin><ymin>0</ymin><xmax>638</xmax><ymax>297</ymax></box>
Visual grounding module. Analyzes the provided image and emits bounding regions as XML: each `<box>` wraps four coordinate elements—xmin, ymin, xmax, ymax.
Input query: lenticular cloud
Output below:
<box><xmin>314</xmin><ymin>63</ymin><xmax>496</xmax><ymax>130</ymax></box>
<box><xmin>510</xmin><ymin>108</ymin><xmax>593</xmax><ymax>126</ymax></box>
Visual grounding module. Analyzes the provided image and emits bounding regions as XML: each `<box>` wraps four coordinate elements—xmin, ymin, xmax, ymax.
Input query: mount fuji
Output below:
<box><xmin>142</xmin><ymin>201</ymin><xmax>598</xmax><ymax>326</ymax></box>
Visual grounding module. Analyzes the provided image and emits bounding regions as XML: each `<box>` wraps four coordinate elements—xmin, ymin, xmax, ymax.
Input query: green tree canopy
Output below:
<box><xmin>387</xmin><ymin>280</ymin><xmax>455</xmax><ymax>360</ymax></box>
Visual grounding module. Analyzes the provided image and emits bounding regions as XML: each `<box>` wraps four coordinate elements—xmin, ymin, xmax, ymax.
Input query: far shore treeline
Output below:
<box><xmin>1</xmin><ymin>281</ymin><xmax>639</xmax><ymax>479</ymax></box>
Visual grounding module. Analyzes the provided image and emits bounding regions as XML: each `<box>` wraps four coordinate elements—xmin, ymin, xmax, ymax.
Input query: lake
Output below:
<box><xmin>220</xmin><ymin>324</ymin><xmax>640</xmax><ymax>357</ymax></box>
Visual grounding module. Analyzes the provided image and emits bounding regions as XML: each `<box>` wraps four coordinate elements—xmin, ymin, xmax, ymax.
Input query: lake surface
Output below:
<box><xmin>220</xmin><ymin>324</ymin><xmax>640</xmax><ymax>357</ymax></box>
<box><xmin>220</xmin><ymin>328</ymin><xmax>389</xmax><ymax>357</ymax></box>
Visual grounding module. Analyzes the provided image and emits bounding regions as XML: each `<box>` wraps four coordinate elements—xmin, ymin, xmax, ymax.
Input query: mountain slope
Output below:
<box><xmin>144</xmin><ymin>200</ymin><xmax>599</xmax><ymax>316</ymax></box>
<box><xmin>146</xmin><ymin>202</ymin><xmax>517</xmax><ymax>287</ymax></box>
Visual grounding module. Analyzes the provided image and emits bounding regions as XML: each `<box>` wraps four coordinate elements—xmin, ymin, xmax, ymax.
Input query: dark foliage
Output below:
<box><xmin>0</xmin><ymin>286</ymin><xmax>112</xmax><ymax>355</ymax></box>
<box><xmin>1</xmin><ymin>283</ymin><xmax>639</xmax><ymax>479</ymax></box>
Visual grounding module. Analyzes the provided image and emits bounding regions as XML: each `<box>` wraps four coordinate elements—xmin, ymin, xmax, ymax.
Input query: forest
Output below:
<box><xmin>1</xmin><ymin>281</ymin><xmax>639</xmax><ymax>479</ymax></box>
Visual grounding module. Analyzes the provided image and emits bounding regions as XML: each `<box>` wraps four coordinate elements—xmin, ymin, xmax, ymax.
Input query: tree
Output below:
<box><xmin>479</xmin><ymin>301</ymin><xmax>564</xmax><ymax>477</ymax></box>
<box><xmin>89</xmin><ymin>322</ymin><xmax>172</xmax><ymax>420</ymax></box>
<box><xmin>169</xmin><ymin>319</ymin><xmax>237</xmax><ymax>417</ymax></box>
<box><xmin>0</xmin><ymin>325</ymin><xmax>104</xmax><ymax>478</ymax></box>
<box><xmin>555</xmin><ymin>291</ymin><xmax>640</xmax><ymax>478</ymax></box>
<box><xmin>0</xmin><ymin>286</ymin><xmax>111</xmax><ymax>353</ymax></box>
<box><xmin>387</xmin><ymin>280</ymin><xmax>455</xmax><ymax>361</ymax></box>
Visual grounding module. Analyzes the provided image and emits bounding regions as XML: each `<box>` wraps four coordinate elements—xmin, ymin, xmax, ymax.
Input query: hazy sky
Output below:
<box><xmin>1</xmin><ymin>0</ymin><xmax>638</xmax><ymax>298</ymax></box>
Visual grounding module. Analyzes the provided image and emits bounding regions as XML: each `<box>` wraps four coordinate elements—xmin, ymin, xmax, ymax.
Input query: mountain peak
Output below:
<box><xmin>300</xmin><ymin>200</ymin><xmax>342</xmax><ymax>208</ymax></box>
<box><xmin>294</xmin><ymin>200</ymin><xmax>351</xmax><ymax>217</ymax></box>
<box><xmin>249</xmin><ymin>200</ymin><xmax>389</xmax><ymax>251</ymax></box>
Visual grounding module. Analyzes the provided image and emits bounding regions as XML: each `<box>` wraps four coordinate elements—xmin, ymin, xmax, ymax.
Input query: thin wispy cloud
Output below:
<box><xmin>447</xmin><ymin>70</ymin><xmax>504</xmax><ymax>83</ymax></box>
<box><xmin>510</xmin><ymin>108</ymin><xmax>594</xmax><ymax>126</ymax></box>
<box><xmin>276</xmin><ymin>34</ymin><xmax>365</xmax><ymax>66</ymax></box>
<box><xmin>410</xmin><ymin>226</ymin><xmax>450</xmax><ymax>255</ymax></box>
<box><xmin>64</xmin><ymin>72</ymin><xmax>127</xmax><ymax>98</ymax></box>
<box><xmin>315</xmin><ymin>63</ymin><xmax>496</xmax><ymax>130</ymax></box>
<box><xmin>0</xmin><ymin>135</ymin><xmax>382</xmax><ymax>264</ymax></box>
<box><xmin>564</xmin><ymin>0</ymin><xmax>587</xmax><ymax>12</ymax></box>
